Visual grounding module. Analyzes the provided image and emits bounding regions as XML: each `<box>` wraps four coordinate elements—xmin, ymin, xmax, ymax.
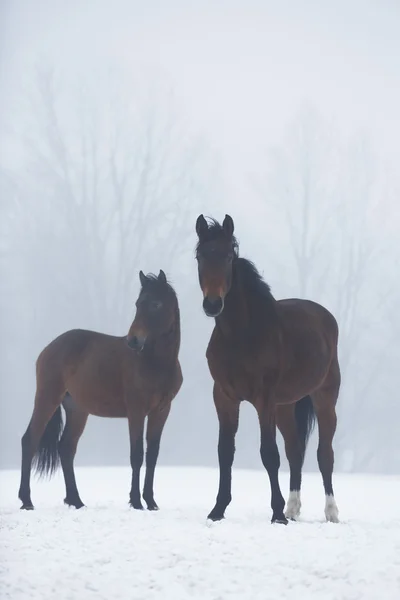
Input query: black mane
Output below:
<box><xmin>195</xmin><ymin>218</ymin><xmax>239</xmax><ymax>257</ymax></box>
<box><xmin>142</xmin><ymin>273</ymin><xmax>177</xmax><ymax>297</ymax></box>
<box><xmin>234</xmin><ymin>257</ymin><xmax>273</xmax><ymax>300</ymax></box>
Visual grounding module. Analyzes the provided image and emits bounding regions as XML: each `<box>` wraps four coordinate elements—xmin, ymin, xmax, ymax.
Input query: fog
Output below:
<box><xmin>1</xmin><ymin>0</ymin><xmax>399</xmax><ymax>474</ymax></box>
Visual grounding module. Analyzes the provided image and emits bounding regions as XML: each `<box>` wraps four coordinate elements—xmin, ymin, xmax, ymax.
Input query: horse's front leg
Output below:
<box><xmin>207</xmin><ymin>383</ymin><xmax>240</xmax><ymax>521</ymax></box>
<box><xmin>257</xmin><ymin>400</ymin><xmax>287</xmax><ymax>524</ymax></box>
<box><xmin>127</xmin><ymin>407</ymin><xmax>146</xmax><ymax>510</ymax></box>
<box><xmin>142</xmin><ymin>402</ymin><xmax>172</xmax><ymax>511</ymax></box>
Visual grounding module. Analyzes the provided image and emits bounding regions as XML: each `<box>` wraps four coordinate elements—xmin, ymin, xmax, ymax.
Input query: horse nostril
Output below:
<box><xmin>203</xmin><ymin>296</ymin><xmax>224</xmax><ymax>317</ymax></box>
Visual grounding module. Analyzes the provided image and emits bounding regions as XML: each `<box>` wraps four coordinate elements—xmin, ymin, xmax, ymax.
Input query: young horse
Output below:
<box><xmin>18</xmin><ymin>270</ymin><xmax>182</xmax><ymax>511</ymax></box>
<box><xmin>195</xmin><ymin>214</ymin><xmax>340</xmax><ymax>524</ymax></box>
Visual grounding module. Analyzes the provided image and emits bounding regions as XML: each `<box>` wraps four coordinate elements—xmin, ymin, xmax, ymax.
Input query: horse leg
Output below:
<box><xmin>257</xmin><ymin>403</ymin><xmax>287</xmax><ymax>524</ymax></box>
<box><xmin>276</xmin><ymin>403</ymin><xmax>304</xmax><ymax>520</ymax></box>
<box><xmin>127</xmin><ymin>408</ymin><xmax>146</xmax><ymax>510</ymax></box>
<box><xmin>311</xmin><ymin>386</ymin><xmax>339</xmax><ymax>523</ymax></box>
<box><xmin>207</xmin><ymin>384</ymin><xmax>240</xmax><ymax>521</ymax></box>
<box><xmin>142</xmin><ymin>402</ymin><xmax>171</xmax><ymax>511</ymax></box>
<box><xmin>58</xmin><ymin>395</ymin><xmax>88</xmax><ymax>509</ymax></box>
<box><xmin>18</xmin><ymin>394</ymin><xmax>62</xmax><ymax>510</ymax></box>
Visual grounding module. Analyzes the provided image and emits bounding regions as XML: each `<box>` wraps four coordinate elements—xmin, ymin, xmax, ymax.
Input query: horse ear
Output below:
<box><xmin>158</xmin><ymin>269</ymin><xmax>167</xmax><ymax>284</ymax></box>
<box><xmin>223</xmin><ymin>214</ymin><xmax>234</xmax><ymax>238</ymax></box>
<box><xmin>139</xmin><ymin>270</ymin><xmax>147</xmax><ymax>287</ymax></box>
<box><xmin>196</xmin><ymin>214</ymin><xmax>208</xmax><ymax>238</ymax></box>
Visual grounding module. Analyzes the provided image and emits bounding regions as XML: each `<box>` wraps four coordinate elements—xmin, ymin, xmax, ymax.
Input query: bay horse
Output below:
<box><xmin>195</xmin><ymin>214</ymin><xmax>340</xmax><ymax>524</ymax></box>
<box><xmin>18</xmin><ymin>270</ymin><xmax>182</xmax><ymax>511</ymax></box>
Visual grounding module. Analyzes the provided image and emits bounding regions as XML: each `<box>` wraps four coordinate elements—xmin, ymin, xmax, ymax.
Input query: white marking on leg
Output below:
<box><xmin>285</xmin><ymin>490</ymin><xmax>301</xmax><ymax>519</ymax></box>
<box><xmin>325</xmin><ymin>494</ymin><xmax>339</xmax><ymax>523</ymax></box>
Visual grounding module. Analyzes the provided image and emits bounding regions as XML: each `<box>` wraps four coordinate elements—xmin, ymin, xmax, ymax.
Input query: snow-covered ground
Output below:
<box><xmin>1</xmin><ymin>467</ymin><xmax>399</xmax><ymax>599</ymax></box>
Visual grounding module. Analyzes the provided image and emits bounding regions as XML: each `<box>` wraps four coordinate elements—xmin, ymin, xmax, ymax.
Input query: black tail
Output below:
<box><xmin>32</xmin><ymin>407</ymin><xmax>64</xmax><ymax>478</ymax></box>
<box><xmin>295</xmin><ymin>395</ymin><xmax>316</xmax><ymax>465</ymax></box>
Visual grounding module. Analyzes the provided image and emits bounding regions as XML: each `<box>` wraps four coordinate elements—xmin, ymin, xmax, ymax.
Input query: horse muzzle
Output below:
<box><xmin>202</xmin><ymin>296</ymin><xmax>224</xmax><ymax>317</ymax></box>
<box><xmin>127</xmin><ymin>335</ymin><xmax>147</xmax><ymax>352</ymax></box>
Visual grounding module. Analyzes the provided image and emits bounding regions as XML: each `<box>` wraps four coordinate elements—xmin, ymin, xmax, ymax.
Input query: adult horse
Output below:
<box><xmin>18</xmin><ymin>270</ymin><xmax>182</xmax><ymax>511</ymax></box>
<box><xmin>195</xmin><ymin>214</ymin><xmax>340</xmax><ymax>524</ymax></box>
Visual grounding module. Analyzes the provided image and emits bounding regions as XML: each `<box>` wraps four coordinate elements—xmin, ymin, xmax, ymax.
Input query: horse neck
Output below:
<box><xmin>217</xmin><ymin>261</ymin><xmax>277</xmax><ymax>339</ymax></box>
<box><xmin>144</xmin><ymin>309</ymin><xmax>181</xmax><ymax>366</ymax></box>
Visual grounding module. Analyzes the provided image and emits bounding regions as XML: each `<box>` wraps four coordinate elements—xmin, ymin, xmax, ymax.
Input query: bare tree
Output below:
<box><xmin>254</xmin><ymin>106</ymin><xmax>396</xmax><ymax>471</ymax></box>
<box><xmin>259</xmin><ymin>108</ymin><xmax>340</xmax><ymax>297</ymax></box>
<box><xmin>13</xmin><ymin>66</ymin><xmax>216</xmax><ymax>336</ymax></box>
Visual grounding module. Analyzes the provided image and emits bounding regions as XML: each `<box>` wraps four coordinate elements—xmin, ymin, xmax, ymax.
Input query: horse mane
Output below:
<box><xmin>195</xmin><ymin>217</ymin><xmax>273</xmax><ymax>300</ymax></box>
<box><xmin>141</xmin><ymin>273</ymin><xmax>181</xmax><ymax>363</ymax></box>
<box><xmin>195</xmin><ymin>218</ymin><xmax>239</xmax><ymax>257</ymax></box>
<box><xmin>141</xmin><ymin>273</ymin><xmax>177</xmax><ymax>297</ymax></box>
<box><xmin>234</xmin><ymin>257</ymin><xmax>273</xmax><ymax>300</ymax></box>
<box><xmin>196</xmin><ymin>216</ymin><xmax>276</xmax><ymax>325</ymax></box>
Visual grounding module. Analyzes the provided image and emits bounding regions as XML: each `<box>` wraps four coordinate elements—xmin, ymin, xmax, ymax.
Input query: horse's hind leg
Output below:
<box><xmin>59</xmin><ymin>394</ymin><xmax>88</xmax><ymax>509</ymax></box>
<box><xmin>19</xmin><ymin>394</ymin><xmax>63</xmax><ymax>510</ymax></box>
<box><xmin>311</xmin><ymin>367</ymin><xmax>340</xmax><ymax>522</ymax></box>
<box><xmin>142</xmin><ymin>402</ymin><xmax>172</xmax><ymax>511</ymax></box>
<box><xmin>276</xmin><ymin>403</ymin><xmax>304</xmax><ymax>520</ymax></box>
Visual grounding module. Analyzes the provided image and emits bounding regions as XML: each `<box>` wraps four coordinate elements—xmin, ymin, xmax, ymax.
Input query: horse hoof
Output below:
<box><xmin>147</xmin><ymin>504</ymin><xmax>159</xmax><ymax>511</ymax></box>
<box><xmin>129</xmin><ymin>502</ymin><xmax>144</xmax><ymax>510</ymax></box>
<box><xmin>285</xmin><ymin>510</ymin><xmax>300</xmax><ymax>521</ymax></box>
<box><xmin>207</xmin><ymin>511</ymin><xmax>225</xmax><ymax>522</ymax></box>
<box><xmin>64</xmin><ymin>498</ymin><xmax>85</xmax><ymax>509</ymax></box>
<box><xmin>325</xmin><ymin>496</ymin><xmax>339</xmax><ymax>523</ymax></box>
<box><xmin>271</xmin><ymin>515</ymin><xmax>288</xmax><ymax>525</ymax></box>
<box><xmin>20</xmin><ymin>504</ymin><xmax>34</xmax><ymax>511</ymax></box>
<box><xmin>326</xmin><ymin>514</ymin><xmax>339</xmax><ymax>524</ymax></box>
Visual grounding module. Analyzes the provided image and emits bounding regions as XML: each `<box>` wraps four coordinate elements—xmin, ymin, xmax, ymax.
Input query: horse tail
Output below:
<box><xmin>33</xmin><ymin>407</ymin><xmax>64</xmax><ymax>478</ymax></box>
<box><xmin>294</xmin><ymin>395</ymin><xmax>316</xmax><ymax>465</ymax></box>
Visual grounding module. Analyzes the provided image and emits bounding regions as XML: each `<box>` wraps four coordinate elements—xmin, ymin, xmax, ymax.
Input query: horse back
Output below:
<box><xmin>36</xmin><ymin>329</ymin><xmax>123</xmax><ymax>373</ymax></box>
<box><xmin>277</xmin><ymin>298</ymin><xmax>339</xmax><ymax>349</ymax></box>
<box><xmin>35</xmin><ymin>330</ymin><xmax>130</xmax><ymax>413</ymax></box>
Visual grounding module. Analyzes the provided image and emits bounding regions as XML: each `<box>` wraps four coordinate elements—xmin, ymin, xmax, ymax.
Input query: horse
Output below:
<box><xmin>195</xmin><ymin>214</ymin><xmax>340</xmax><ymax>524</ymax></box>
<box><xmin>18</xmin><ymin>269</ymin><xmax>182</xmax><ymax>511</ymax></box>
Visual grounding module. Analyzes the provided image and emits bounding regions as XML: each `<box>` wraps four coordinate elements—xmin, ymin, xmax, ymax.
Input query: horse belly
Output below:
<box><xmin>85</xmin><ymin>397</ymin><xmax>127</xmax><ymax>418</ymax></box>
<box><xmin>276</xmin><ymin>364</ymin><xmax>330</xmax><ymax>404</ymax></box>
<box><xmin>67</xmin><ymin>383</ymin><xmax>127</xmax><ymax>418</ymax></box>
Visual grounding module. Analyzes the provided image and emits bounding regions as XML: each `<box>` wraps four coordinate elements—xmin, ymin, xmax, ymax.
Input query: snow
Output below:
<box><xmin>1</xmin><ymin>467</ymin><xmax>400</xmax><ymax>599</ymax></box>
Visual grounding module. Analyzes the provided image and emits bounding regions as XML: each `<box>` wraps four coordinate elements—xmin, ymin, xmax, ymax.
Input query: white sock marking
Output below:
<box><xmin>285</xmin><ymin>490</ymin><xmax>301</xmax><ymax>519</ymax></box>
<box><xmin>325</xmin><ymin>494</ymin><xmax>339</xmax><ymax>523</ymax></box>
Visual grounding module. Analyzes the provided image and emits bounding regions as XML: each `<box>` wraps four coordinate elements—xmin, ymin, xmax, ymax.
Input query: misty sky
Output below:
<box><xmin>1</xmin><ymin>0</ymin><xmax>400</xmax><ymax>191</ymax></box>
